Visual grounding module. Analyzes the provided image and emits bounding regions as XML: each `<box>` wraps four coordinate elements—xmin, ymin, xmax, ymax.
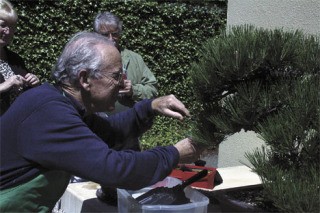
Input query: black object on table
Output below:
<box><xmin>135</xmin><ymin>169</ymin><xmax>208</xmax><ymax>205</ymax></box>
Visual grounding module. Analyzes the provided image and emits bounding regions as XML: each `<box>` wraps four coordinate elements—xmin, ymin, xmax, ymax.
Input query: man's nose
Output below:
<box><xmin>107</xmin><ymin>34</ymin><xmax>115</xmax><ymax>41</ymax></box>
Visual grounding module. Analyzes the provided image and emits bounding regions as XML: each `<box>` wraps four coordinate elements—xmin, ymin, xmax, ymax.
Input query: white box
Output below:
<box><xmin>117</xmin><ymin>177</ymin><xmax>209</xmax><ymax>213</ymax></box>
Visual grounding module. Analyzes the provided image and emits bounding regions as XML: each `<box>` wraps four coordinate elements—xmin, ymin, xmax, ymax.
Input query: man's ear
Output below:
<box><xmin>78</xmin><ymin>70</ymin><xmax>91</xmax><ymax>91</ymax></box>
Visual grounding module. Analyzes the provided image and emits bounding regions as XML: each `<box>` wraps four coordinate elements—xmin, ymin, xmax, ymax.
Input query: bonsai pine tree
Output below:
<box><xmin>189</xmin><ymin>25</ymin><xmax>319</xmax><ymax>212</ymax></box>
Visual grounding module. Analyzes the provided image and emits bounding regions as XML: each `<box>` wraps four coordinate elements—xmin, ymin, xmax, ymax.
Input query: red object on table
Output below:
<box><xmin>169</xmin><ymin>164</ymin><xmax>217</xmax><ymax>189</ymax></box>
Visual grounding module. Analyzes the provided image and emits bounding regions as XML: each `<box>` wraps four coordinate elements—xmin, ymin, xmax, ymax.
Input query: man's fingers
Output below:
<box><xmin>151</xmin><ymin>95</ymin><xmax>190</xmax><ymax>120</ymax></box>
<box><xmin>163</xmin><ymin>109</ymin><xmax>184</xmax><ymax>121</ymax></box>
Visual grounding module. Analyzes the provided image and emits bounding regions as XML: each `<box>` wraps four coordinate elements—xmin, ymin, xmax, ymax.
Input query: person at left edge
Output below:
<box><xmin>0</xmin><ymin>0</ymin><xmax>40</xmax><ymax>115</ymax></box>
<box><xmin>0</xmin><ymin>31</ymin><xmax>202</xmax><ymax>212</ymax></box>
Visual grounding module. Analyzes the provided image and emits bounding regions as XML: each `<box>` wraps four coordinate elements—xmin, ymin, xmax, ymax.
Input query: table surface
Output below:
<box><xmin>59</xmin><ymin>165</ymin><xmax>261</xmax><ymax>212</ymax></box>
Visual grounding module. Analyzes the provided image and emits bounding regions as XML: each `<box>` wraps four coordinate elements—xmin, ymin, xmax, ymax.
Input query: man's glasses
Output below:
<box><xmin>101</xmin><ymin>31</ymin><xmax>120</xmax><ymax>38</ymax></box>
<box><xmin>99</xmin><ymin>71</ymin><xmax>124</xmax><ymax>85</ymax></box>
<box><xmin>0</xmin><ymin>20</ymin><xmax>16</xmax><ymax>33</ymax></box>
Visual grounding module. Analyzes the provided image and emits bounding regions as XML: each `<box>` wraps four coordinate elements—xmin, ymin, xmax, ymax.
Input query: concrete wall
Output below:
<box><xmin>218</xmin><ymin>130</ymin><xmax>265</xmax><ymax>168</ymax></box>
<box><xmin>227</xmin><ymin>0</ymin><xmax>320</xmax><ymax>35</ymax></box>
<box><xmin>217</xmin><ymin>0</ymin><xmax>320</xmax><ymax>168</ymax></box>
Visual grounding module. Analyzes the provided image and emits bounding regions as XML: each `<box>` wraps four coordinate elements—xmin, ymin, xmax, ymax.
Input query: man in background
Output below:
<box><xmin>93</xmin><ymin>11</ymin><xmax>158</xmax><ymax>116</ymax></box>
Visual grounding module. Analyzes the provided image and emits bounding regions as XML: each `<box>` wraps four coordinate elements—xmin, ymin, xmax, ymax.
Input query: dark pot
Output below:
<box><xmin>203</xmin><ymin>186</ymin><xmax>278</xmax><ymax>213</ymax></box>
<box><xmin>215</xmin><ymin>191</ymin><xmax>264</xmax><ymax>212</ymax></box>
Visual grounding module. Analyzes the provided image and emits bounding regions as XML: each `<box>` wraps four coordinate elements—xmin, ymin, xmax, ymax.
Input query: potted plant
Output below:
<box><xmin>188</xmin><ymin>25</ymin><xmax>319</xmax><ymax>212</ymax></box>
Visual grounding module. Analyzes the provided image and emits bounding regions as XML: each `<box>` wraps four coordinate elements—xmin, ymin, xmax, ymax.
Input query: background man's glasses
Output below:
<box><xmin>101</xmin><ymin>31</ymin><xmax>120</xmax><ymax>38</ymax></box>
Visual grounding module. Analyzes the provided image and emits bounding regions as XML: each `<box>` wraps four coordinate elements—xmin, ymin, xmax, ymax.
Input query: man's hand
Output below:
<box><xmin>174</xmin><ymin>138</ymin><xmax>203</xmax><ymax>164</ymax></box>
<box><xmin>24</xmin><ymin>73</ymin><xmax>40</xmax><ymax>87</ymax></box>
<box><xmin>151</xmin><ymin>94</ymin><xmax>190</xmax><ymax>121</ymax></box>
<box><xmin>119</xmin><ymin>79</ymin><xmax>133</xmax><ymax>97</ymax></box>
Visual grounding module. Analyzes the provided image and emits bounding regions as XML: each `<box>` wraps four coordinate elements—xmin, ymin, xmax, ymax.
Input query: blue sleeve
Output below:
<box><xmin>84</xmin><ymin>99</ymin><xmax>154</xmax><ymax>143</ymax></box>
<box><xmin>18</xmin><ymin>98</ymin><xmax>179</xmax><ymax>190</ymax></box>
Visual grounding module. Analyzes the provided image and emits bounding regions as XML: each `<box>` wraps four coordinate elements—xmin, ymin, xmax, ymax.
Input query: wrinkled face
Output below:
<box><xmin>0</xmin><ymin>18</ymin><xmax>16</xmax><ymax>47</ymax></box>
<box><xmin>98</xmin><ymin>23</ymin><xmax>121</xmax><ymax>48</ymax></box>
<box><xmin>87</xmin><ymin>44</ymin><xmax>122</xmax><ymax>112</ymax></box>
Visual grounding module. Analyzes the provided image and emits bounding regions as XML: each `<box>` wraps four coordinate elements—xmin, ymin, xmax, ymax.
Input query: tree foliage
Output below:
<box><xmin>189</xmin><ymin>25</ymin><xmax>320</xmax><ymax>211</ymax></box>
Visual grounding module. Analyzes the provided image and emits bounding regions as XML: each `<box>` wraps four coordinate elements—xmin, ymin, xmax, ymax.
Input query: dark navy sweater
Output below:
<box><xmin>0</xmin><ymin>83</ymin><xmax>179</xmax><ymax>190</ymax></box>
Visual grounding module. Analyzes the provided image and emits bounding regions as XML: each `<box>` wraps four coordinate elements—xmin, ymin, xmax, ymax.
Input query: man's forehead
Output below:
<box><xmin>100</xmin><ymin>45</ymin><xmax>122</xmax><ymax>69</ymax></box>
<box><xmin>99</xmin><ymin>42</ymin><xmax>119</xmax><ymax>54</ymax></box>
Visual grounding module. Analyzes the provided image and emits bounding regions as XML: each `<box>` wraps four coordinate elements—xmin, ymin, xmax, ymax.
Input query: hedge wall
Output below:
<box><xmin>10</xmin><ymin>0</ymin><xmax>227</xmax><ymax>149</ymax></box>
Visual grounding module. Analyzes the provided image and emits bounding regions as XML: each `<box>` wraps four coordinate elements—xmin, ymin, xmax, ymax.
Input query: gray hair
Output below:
<box><xmin>0</xmin><ymin>0</ymin><xmax>18</xmax><ymax>23</ymax></box>
<box><xmin>51</xmin><ymin>31</ymin><xmax>114</xmax><ymax>87</ymax></box>
<box><xmin>93</xmin><ymin>11</ymin><xmax>123</xmax><ymax>34</ymax></box>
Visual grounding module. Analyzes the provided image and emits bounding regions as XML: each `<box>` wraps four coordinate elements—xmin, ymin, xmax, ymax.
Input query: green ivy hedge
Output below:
<box><xmin>10</xmin><ymin>0</ymin><xmax>227</xmax><ymax>149</ymax></box>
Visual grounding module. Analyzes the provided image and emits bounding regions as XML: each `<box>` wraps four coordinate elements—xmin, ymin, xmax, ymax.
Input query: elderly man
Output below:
<box><xmin>93</xmin><ymin>11</ymin><xmax>158</xmax><ymax>115</ymax></box>
<box><xmin>0</xmin><ymin>32</ymin><xmax>200</xmax><ymax>212</ymax></box>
